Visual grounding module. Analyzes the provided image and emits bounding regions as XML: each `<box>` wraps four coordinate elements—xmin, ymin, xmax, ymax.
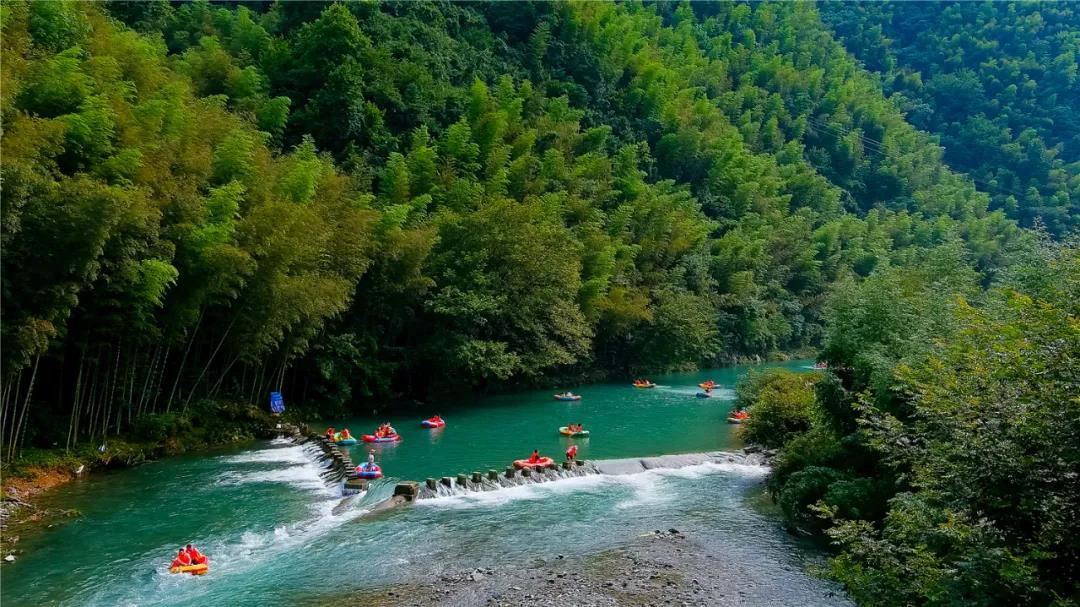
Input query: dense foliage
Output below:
<box><xmin>735</xmin><ymin>367</ymin><xmax>819</xmax><ymax>449</ymax></box>
<box><xmin>748</xmin><ymin>238</ymin><xmax>1079</xmax><ymax>605</ymax></box>
<box><xmin>821</xmin><ymin>1</ymin><xmax>1080</xmax><ymax>236</ymax></box>
<box><xmin>0</xmin><ymin>0</ymin><xmax>1034</xmax><ymax>463</ymax></box>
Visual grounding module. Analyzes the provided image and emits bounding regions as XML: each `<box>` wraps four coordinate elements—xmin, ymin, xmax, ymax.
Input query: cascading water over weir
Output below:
<box><xmin>289</xmin><ymin>426</ymin><xmax>770</xmax><ymax>514</ymax></box>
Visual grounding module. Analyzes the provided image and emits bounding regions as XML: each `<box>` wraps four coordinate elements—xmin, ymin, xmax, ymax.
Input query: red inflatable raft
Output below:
<box><xmin>513</xmin><ymin>457</ymin><xmax>555</xmax><ymax>469</ymax></box>
<box><xmin>362</xmin><ymin>433</ymin><xmax>401</xmax><ymax>443</ymax></box>
<box><xmin>420</xmin><ymin>418</ymin><xmax>445</xmax><ymax>428</ymax></box>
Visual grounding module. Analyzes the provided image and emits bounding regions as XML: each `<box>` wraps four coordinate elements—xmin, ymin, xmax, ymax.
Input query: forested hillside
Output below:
<box><xmin>821</xmin><ymin>1</ymin><xmax>1080</xmax><ymax>235</ymax></box>
<box><xmin>739</xmin><ymin>234</ymin><xmax>1079</xmax><ymax>606</ymax></box>
<box><xmin>0</xmin><ymin>0</ymin><xmax>1030</xmax><ymax>458</ymax></box>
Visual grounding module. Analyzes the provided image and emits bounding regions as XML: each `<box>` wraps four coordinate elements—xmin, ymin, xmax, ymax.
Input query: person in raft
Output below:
<box><xmin>340</xmin><ymin>428</ymin><xmax>352</xmax><ymax>440</ymax></box>
<box><xmin>325</xmin><ymin>427</ymin><xmax>336</xmax><ymax>439</ymax></box>
<box><xmin>185</xmin><ymin>544</ymin><xmax>208</xmax><ymax>565</ymax></box>
<box><xmin>566</xmin><ymin>444</ymin><xmax>578</xmax><ymax>462</ymax></box>
<box><xmin>528</xmin><ymin>449</ymin><xmax>541</xmax><ymax>464</ymax></box>
<box><xmin>171</xmin><ymin>548</ymin><xmax>192</xmax><ymax>569</ymax></box>
<box><xmin>367</xmin><ymin>449</ymin><xmax>376</xmax><ymax>468</ymax></box>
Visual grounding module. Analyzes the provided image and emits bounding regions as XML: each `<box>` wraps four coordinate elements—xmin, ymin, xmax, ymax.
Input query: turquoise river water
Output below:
<box><xmin>1</xmin><ymin>361</ymin><xmax>844</xmax><ymax>606</ymax></box>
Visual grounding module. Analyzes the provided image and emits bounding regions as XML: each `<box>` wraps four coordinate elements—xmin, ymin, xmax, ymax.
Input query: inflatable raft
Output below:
<box><xmin>553</xmin><ymin>394</ymin><xmax>582</xmax><ymax>402</ymax></box>
<box><xmin>513</xmin><ymin>457</ymin><xmax>554</xmax><ymax>469</ymax></box>
<box><xmin>170</xmin><ymin>563</ymin><xmax>209</xmax><ymax>576</ymax></box>
<box><xmin>334</xmin><ymin>437</ymin><xmax>358</xmax><ymax>445</ymax></box>
<box><xmin>698</xmin><ymin>382</ymin><xmax>716</xmax><ymax>389</ymax></box>
<box><xmin>362</xmin><ymin>433</ymin><xmax>401</xmax><ymax>443</ymax></box>
<box><xmin>559</xmin><ymin>426</ymin><xmax>590</xmax><ymax>437</ymax></box>
<box><xmin>632</xmin><ymin>382</ymin><xmax>656</xmax><ymax>389</ymax></box>
<box><xmin>420</xmin><ymin>418</ymin><xmax>445</xmax><ymax>428</ymax></box>
<box><xmin>355</xmin><ymin>463</ymin><xmax>383</xmax><ymax>479</ymax></box>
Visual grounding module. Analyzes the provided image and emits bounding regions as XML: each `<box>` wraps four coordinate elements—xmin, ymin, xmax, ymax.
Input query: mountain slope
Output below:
<box><xmin>820</xmin><ymin>0</ymin><xmax>1080</xmax><ymax>235</ymax></box>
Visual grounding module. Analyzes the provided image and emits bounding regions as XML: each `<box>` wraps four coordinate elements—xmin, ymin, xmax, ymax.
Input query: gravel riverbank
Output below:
<box><xmin>355</xmin><ymin>528</ymin><xmax>849</xmax><ymax>607</ymax></box>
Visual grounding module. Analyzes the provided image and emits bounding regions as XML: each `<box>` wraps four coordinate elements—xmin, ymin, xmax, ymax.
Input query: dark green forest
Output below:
<box><xmin>2</xmin><ymin>0</ymin><xmax>1036</xmax><ymax>448</ymax></box>
<box><xmin>821</xmin><ymin>1</ymin><xmax>1080</xmax><ymax>236</ymax></box>
<box><xmin>1</xmin><ymin>1</ymin><xmax>1078</xmax><ymax>603</ymax></box>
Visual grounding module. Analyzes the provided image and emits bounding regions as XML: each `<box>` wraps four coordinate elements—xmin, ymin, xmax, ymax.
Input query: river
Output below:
<box><xmin>1</xmin><ymin>361</ymin><xmax>843</xmax><ymax>606</ymax></box>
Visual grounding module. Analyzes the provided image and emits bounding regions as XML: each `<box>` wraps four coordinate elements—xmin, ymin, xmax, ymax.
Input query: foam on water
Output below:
<box><xmin>214</xmin><ymin>463</ymin><xmax>332</xmax><ymax>493</ymax></box>
<box><xmin>220</xmin><ymin>444</ymin><xmax>313</xmax><ymax>465</ymax></box>
<box><xmin>102</xmin><ymin>501</ymin><xmax>371</xmax><ymax>607</ymax></box>
<box><xmin>418</xmin><ymin>473</ymin><xmax>616</xmax><ymax>509</ymax></box>
<box><xmin>87</xmin><ymin>456</ymin><xmax>371</xmax><ymax>607</ymax></box>
<box><xmin>212</xmin><ymin>443</ymin><xmax>339</xmax><ymax>495</ymax></box>
<box><xmin>419</xmin><ymin>459</ymin><xmax>766</xmax><ymax>511</ymax></box>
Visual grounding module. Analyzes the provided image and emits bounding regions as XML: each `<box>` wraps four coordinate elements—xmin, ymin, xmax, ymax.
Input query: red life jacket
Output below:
<box><xmin>566</xmin><ymin>445</ymin><xmax>578</xmax><ymax>457</ymax></box>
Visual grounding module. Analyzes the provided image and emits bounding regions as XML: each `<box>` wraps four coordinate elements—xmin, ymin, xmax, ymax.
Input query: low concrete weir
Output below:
<box><xmin>288</xmin><ymin>427</ymin><xmax>769</xmax><ymax>508</ymax></box>
<box><xmin>592</xmin><ymin>451</ymin><xmax>763</xmax><ymax>475</ymax></box>
<box><xmin>407</xmin><ymin>451</ymin><xmax>767</xmax><ymax>501</ymax></box>
<box><xmin>412</xmin><ymin>460</ymin><xmax>597</xmax><ymax>499</ymax></box>
<box><xmin>287</xmin><ymin>427</ymin><xmax>369</xmax><ymax>494</ymax></box>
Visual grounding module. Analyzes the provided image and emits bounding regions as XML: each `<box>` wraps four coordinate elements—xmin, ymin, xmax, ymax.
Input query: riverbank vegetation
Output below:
<box><xmin>741</xmin><ymin>238</ymin><xmax>1079</xmax><ymax>605</ymax></box>
<box><xmin>3</xmin><ymin>0</ymin><xmax>1044</xmax><ymax>464</ymax></box>
<box><xmin>4</xmin><ymin>400</ymin><xmax>285</xmax><ymax>485</ymax></box>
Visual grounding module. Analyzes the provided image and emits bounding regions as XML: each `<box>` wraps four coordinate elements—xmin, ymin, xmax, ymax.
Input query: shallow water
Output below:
<box><xmin>1</xmin><ymin>361</ymin><xmax>842</xmax><ymax>606</ymax></box>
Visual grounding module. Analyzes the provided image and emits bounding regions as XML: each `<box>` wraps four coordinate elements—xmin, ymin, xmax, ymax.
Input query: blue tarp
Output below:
<box><xmin>270</xmin><ymin>391</ymin><xmax>285</xmax><ymax>414</ymax></box>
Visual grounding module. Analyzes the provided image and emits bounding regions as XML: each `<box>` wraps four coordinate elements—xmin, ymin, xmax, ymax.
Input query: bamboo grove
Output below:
<box><xmin>3</xmin><ymin>1</ymin><xmax>1069</xmax><ymax>461</ymax></box>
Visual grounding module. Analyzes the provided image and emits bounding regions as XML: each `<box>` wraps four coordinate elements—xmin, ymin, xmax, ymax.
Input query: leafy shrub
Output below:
<box><xmin>777</xmin><ymin>466</ymin><xmax>847</xmax><ymax>530</ymax></box>
<box><xmin>131</xmin><ymin>413</ymin><xmax>192</xmax><ymax>442</ymax></box>
<box><xmin>738</xmin><ymin>368</ymin><xmax>819</xmax><ymax>448</ymax></box>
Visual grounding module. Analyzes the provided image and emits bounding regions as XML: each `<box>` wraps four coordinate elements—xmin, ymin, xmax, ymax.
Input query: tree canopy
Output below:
<box><xmin>821</xmin><ymin>1</ymin><xmax>1080</xmax><ymax>236</ymax></box>
<box><xmin>0</xmin><ymin>1</ymin><xmax>1050</xmax><ymax>468</ymax></box>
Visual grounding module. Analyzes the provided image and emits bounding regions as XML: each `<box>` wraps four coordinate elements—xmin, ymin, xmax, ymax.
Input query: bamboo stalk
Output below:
<box><xmin>68</xmin><ymin>346</ymin><xmax>87</xmax><ymax>450</ymax></box>
<box><xmin>183</xmin><ymin>314</ymin><xmax>238</xmax><ymax>411</ymax></box>
<box><xmin>3</xmin><ymin>368</ymin><xmax>24</xmax><ymax>462</ymax></box>
<box><xmin>10</xmin><ymin>354</ymin><xmax>40</xmax><ymax>462</ymax></box>
<box><xmin>135</xmin><ymin>346</ymin><xmax>160</xmax><ymax>419</ymax></box>
<box><xmin>149</xmin><ymin>347</ymin><xmax>169</xmax><ymax>413</ymax></box>
<box><xmin>166</xmin><ymin>310</ymin><xmax>203</xmax><ymax>413</ymax></box>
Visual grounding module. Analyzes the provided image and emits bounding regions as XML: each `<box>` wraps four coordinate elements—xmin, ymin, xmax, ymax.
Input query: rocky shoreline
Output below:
<box><xmin>352</xmin><ymin>528</ymin><xmax>848</xmax><ymax>607</ymax></box>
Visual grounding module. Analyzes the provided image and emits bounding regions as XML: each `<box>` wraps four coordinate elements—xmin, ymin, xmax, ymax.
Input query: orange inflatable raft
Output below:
<box><xmin>513</xmin><ymin>457</ymin><xmax>555</xmax><ymax>469</ymax></box>
<box><xmin>170</xmin><ymin>563</ymin><xmax>209</xmax><ymax>576</ymax></box>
